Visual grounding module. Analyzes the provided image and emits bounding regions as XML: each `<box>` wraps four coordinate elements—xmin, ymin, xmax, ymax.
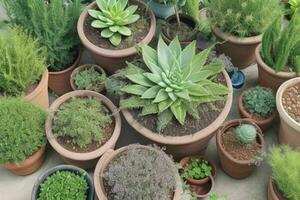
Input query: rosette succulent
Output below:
<box><xmin>235</xmin><ymin>124</ymin><xmax>257</xmax><ymax>144</ymax></box>
<box><xmin>88</xmin><ymin>0</ymin><xmax>140</xmax><ymax>46</ymax></box>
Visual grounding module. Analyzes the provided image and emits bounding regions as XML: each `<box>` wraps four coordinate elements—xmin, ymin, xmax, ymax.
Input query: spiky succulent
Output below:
<box><xmin>88</xmin><ymin>0</ymin><xmax>140</xmax><ymax>46</ymax></box>
<box><xmin>120</xmin><ymin>37</ymin><xmax>230</xmax><ymax>131</ymax></box>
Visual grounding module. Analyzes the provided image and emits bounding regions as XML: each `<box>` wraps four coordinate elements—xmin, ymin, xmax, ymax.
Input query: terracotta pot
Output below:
<box><xmin>238</xmin><ymin>90</ymin><xmax>277</xmax><ymax>131</ymax></box>
<box><xmin>70</xmin><ymin>64</ymin><xmax>105</xmax><ymax>93</ymax></box>
<box><xmin>93</xmin><ymin>145</ymin><xmax>183</xmax><ymax>200</ymax></box>
<box><xmin>216</xmin><ymin>119</ymin><xmax>265</xmax><ymax>179</ymax></box>
<box><xmin>45</xmin><ymin>90</ymin><xmax>122</xmax><ymax>169</ymax></box>
<box><xmin>191</xmin><ymin>175</ymin><xmax>214</xmax><ymax>198</ymax></box>
<box><xmin>256</xmin><ymin>44</ymin><xmax>298</xmax><ymax>91</ymax></box>
<box><xmin>122</xmin><ymin>70</ymin><xmax>233</xmax><ymax>158</ymax></box>
<box><xmin>268</xmin><ymin>178</ymin><xmax>288</xmax><ymax>200</ymax></box>
<box><xmin>148</xmin><ymin>0</ymin><xmax>175</xmax><ymax>19</ymax></box>
<box><xmin>77</xmin><ymin>0</ymin><xmax>156</xmax><ymax>74</ymax></box>
<box><xmin>276</xmin><ymin>77</ymin><xmax>300</xmax><ymax>149</ymax></box>
<box><xmin>48</xmin><ymin>50</ymin><xmax>82</xmax><ymax>96</ymax></box>
<box><xmin>24</xmin><ymin>70</ymin><xmax>49</xmax><ymax>109</ymax></box>
<box><xmin>4</xmin><ymin>146</ymin><xmax>46</xmax><ymax>176</ymax></box>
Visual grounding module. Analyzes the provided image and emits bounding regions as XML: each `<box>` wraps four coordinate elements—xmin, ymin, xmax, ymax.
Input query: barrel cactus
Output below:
<box><xmin>235</xmin><ymin>124</ymin><xmax>257</xmax><ymax>144</ymax></box>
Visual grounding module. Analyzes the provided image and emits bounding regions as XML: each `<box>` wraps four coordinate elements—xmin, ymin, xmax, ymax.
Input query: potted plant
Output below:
<box><xmin>0</xmin><ymin>98</ymin><xmax>47</xmax><ymax>175</ymax></box>
<box><xmin>216</xmin><ymin>119</ymin><xmax>265</xmax><ymax>178</ymax></box>
<box><xmin>45</xmin><ymin>90</ymin><xmax>121</xmax><ymax>169</ymax></box>
<box><xmin>256</xmin><ymin>11</ymin><xmax>300</xmax><ymax>91</ymax></box>
<box><xmin>147</xmin><ymin>0</ymin><xmax>175</xmax><ymax>19</ymax></box>
<box><xmin>0</xmin><ymin>26</ymin><xmax>48</xmax><ymax>108</ymax></box>
<box><xmin>267</xmin><ymin>146</ymin><xmax>300</xmax><ymax>200</ymax></box>
<box><xmin>238</xmin><ymin>86</ymin><xmax>277</xmax><ymax>131</ymax></box>
<box><xmin>285</xmin><ymin>0</ymin><xmax>300</xmax><ymax>19</ymax></box>
<box><xmin>31</xmin><ymin>165</ymin><xmax>94</xmax><ymax>200</ymax></box>
<box><xmin>2</xmin><ymin>0</ymin><xmax>83</xmax><ymax>96</ymax></box>
<box><xmin>77</xmin><ymin>0</ymin><xmax>156</xmax><ymax>74</ymax></box>
<box><xmin>94</xmin><ymin>144</ymin><xmax>182</xmax><ymax>199</ymax></box>
<box><xmin>70</xmin><ymin>64</ymin><xmax>106</xmax><ymax>93</ymax></box>
<box><xmin>204</xmin><ymin>0</ymin><xmax>283</xmax><ymax>68</ymax></box>
<box><xmin>276</xmin><ymin>77</ymin><xmax>300</xmax><ymax>149</ymax></box>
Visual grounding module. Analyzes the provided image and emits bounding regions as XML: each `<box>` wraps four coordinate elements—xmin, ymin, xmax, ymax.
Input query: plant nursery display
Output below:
<box><xmin>0</xmin><ymin>98</ymin><xmax>47</xmax><ymax>175</ymax></box>
<box><xmin>46</xmin><ymin>90</ymin><xmax>121</xmax><ymax>169</ymax></box>
<box><xmin>147</xmin><ymin>0</ymin><xmax>175</xmax><ymax>19</ymax></box>
<box><xmin>78</xmin><ymin>0</ymin><xmax>156</xmax><ymax>73</ymax></box>
<box><xmin>216</xmin><ymin>119</ymin><xmax>265</xmax><ymax>178</ymax></box>
<box><xmin>267</xmin><ymin>146</ymin><xmax>300</xmax><ymax>200</ymax></box>
<box><xmin>93</xmin><ymin>144</ymin><xmax>182</xmax><ymax>200</ymax></box>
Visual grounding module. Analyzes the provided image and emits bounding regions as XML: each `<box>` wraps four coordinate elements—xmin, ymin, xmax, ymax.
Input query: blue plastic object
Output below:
<box><xmin>231</xmin><ymin>70</ymin><xmax>245</xmax><ymax>90</ymax></box>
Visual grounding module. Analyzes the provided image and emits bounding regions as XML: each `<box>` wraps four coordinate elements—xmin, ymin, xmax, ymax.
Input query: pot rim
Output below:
<box><xmin>45</xmin><ymin>90</ymin><xmax>121</xmax><ymax>161</ymax></box>
<box><xmin>194</xmin><ymin>175</ymin><xmax>214</xmax><ymax>198</ymax></box>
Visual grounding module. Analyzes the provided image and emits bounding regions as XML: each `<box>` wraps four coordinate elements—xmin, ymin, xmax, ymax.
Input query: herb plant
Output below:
<box><xmin>88</xmin><ymin>0</ymin><xmax>140</xmax><ymax>46</ymax></box>
<box><xmin>38</xmin><ymin>171</ymin><xmax>88</xmax><ymax>200</ymax></box>
<box><xmin>181</xmin><ymin>159</ymin><xmax>212</xmax><ymax>180</ymax></box>
<box><xmin>73</xmin><ymin>68</ymin><xmax>106</xmax><ymax>92</ymax></box>
<box><xmin>0</xmin><ymin>98</ymin><xmax>47</xmax><ymax>164</ymax></box>
<box><xmin>52</xmin><ymin>97</ymin><xmax>112</xmax><ymax>148</ymax></box>
<box><xmin>235</xmin><ymin>124</ymin><xmax>257</xmax><ymax>144</ymax></box>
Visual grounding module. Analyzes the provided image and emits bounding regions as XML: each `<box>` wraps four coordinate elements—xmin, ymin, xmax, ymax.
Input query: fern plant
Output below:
<box><xmin>73</xmin><ymin>67</ymin><xmax>106</xmax><ymax>92</ymax></box>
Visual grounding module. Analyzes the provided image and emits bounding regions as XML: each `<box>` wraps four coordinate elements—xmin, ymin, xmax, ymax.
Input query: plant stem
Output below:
<box><xmin>175</xmin><ymin>6</ymin><xmax>181</xmax><ymax>27</ymax></box>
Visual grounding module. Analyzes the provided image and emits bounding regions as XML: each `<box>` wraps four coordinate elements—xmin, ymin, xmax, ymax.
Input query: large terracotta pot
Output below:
<box><xmin>93</xmin><ymin>145</ymin><xmax>183</xmax><ymax>200</ymax></box>
<box><xmin>77</xmin><ymin>0</ymin><xmax>156</xmax><ymax>74</ymax></box>
<box><xmin>268</xmin><ymin>178</ymin><xmax>288</xmax><ymax>200</ymax></box>
<box><xmin>4</xmin><ymin>146</ymin><xmax>46</xmax><ymax>176</ymax></box>
<box><xmin>256</xmin><ymin>45</ymin><xmax>298</xmax><ymax>91</ymax></box>
<box><xmin>216</xmin><ymin>119</ymin><xmax>265</xmax><ymax>179</ymax></box>
<box><xmin>122</xmin><ymin>70</ymin><xmax>233</xmax><ymax>158</ymax></box>
<box><xmin>276</xmin><ymin>77</ymin><xmax>300</xmax><ymax>149</ymax></box>
<box><xmin>45</xmin><ymin>90</ymin><xmax>121</xmax><ymax>169</ymax></box>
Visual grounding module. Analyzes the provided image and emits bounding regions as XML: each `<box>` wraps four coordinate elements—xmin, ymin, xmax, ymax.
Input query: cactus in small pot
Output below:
<box><xmin>235</xmin><ymin>124</ymin><xmax>257</xmax><ymax>144</ymax></box>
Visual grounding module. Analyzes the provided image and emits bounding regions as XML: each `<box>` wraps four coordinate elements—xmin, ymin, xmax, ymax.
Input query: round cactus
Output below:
<box><xmin>235</xmin><ymin>124</ymin><xmax>257</xmax><ymax>144</ymax></box>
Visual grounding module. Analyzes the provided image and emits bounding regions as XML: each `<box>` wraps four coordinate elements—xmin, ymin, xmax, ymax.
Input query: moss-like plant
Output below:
<box><xmin>38</xmin><ymin>171</ymin><xmax>88</xmax><ymax>200</ymax></box>
<box><xmin>0</xmin><ymin>98</ymin><xmax>47</xmax><ymax>164</ymax></box>
<box><xmin>0</xmin><ymin>26</ymin><xmax>46</xmax><ymax>96</ymax></box>
<box><xmin>181</xmin><ymin>159</ymin><xmax>212</xmax><ymax>180</ymax></box>
<box><xmin>268</xmin><ymin>146</ymin><xmax>300</xmax><ymax>200</ymax></box>
<box><xmin>52</xmin><ymin>97</ymin><xmax>112</xmax><ymax>148</ymax></box>
<box><xmin>73</xmin><ymin>68</ymin><xmax>106</xmax><ymax>92</ymax></box>
<box><xmin>235</xmin><ymin>124</ymin><xmax>257</xmax><ymax>144</ymax></box>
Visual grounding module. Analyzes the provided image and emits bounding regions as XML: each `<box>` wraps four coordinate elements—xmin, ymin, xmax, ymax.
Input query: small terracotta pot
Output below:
<box><xmin>93</xmin><ymin>145</ymin><xmax>183</xmax><ymax>200</ymax></box>
<box><xmin>4</xmin><ymin>146</ymin><xmax>46</xmax><ymax>176</ymax></box>
<box><xmin>191</xmin><ymin>175</ymin><xmax>214</xmax><ymax>198</ymax></box>
<box><xmin>216</xmin><ymin>119</ymin><xmax>265</xmax><ymax>179</ymax></box>
<box><xmin>45</xmin><ymin>90</ymin><xmax>122</xmax><ymax>169</ymax></box>
<box><xmin>77</xmin><ymin>0</ymin><xmax>156</xmax><ymax>74</ymax></box>
<box><xmin>268</xmin><ymin>178</ymin><xmax>288</xmax><ymax>200</ymax></box>
<box><xmin>238</xmin><ymin>90</ymin><xmax>277</xmax><ymax>131</ymax></box>
<box><xmin>48</xmin><ymin>50</ymin><xmax>82</xmax><ymax>96</ymax></box>
<box><xmin>70</xmin><ymin>64</ymin><xmax>105</xmax><ymax>93</ymax></box>
<box><xmin>24</xmin><ymin>70</ymin><xmax>49</xmax><ymax>109</ymax></box>
<box><xmin>276</xmin><ymin>77</ymin><xmax>300</xmax><ymax>149</ymax></box>
<box><xmin>256</xmin><ymin>44</ymin><xmax>298</xmax><ymax>91</ymax></box>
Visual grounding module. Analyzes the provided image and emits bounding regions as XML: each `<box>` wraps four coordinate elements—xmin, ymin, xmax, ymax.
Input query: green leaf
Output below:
<box><xmin>200</xmin><ymin>80</ymin><xmax>231</xmax><ymax>96</ymax></box>
<box><xmin>141</xmin><ymin>104</ymin><xmax>159</xmax><ymax>116</ymax></box>
<box><xmin>158</xmin><ymin>99</ymin><xmax>173</xmax><ymax>112</ymax></box>
<box><xmin>175</xmin><ymin>89</ymin><xmax>190</xmax><ymax>101</ymax></box>
<box><xmin>157</xmin><ymin>109</ymin><xmax>173</xmax><ymax>132</ymax></box>
<box><xmin>101</xmin><ymin>28</ymin><xmax>114</xmax><ymax>38</ymax></box>
<box><xmin>126</xmin><ymin>14</ymin><xmax>140</xmax><ymax>24</ymax></box>
<box><xmin>88</xmin><ymin>10</ymin><xmax>103</xmax><ymax>19</ymax></box>
<box><xmin>141</xmin><ymin>45</ymin><xmax>162</xmax><ymax>74</ymax></box>
<box><xmin>109</xmin><ymin>33</ymin><xmax>122</xmax><ymax>46</ymax></box>
<box><xmin>157</xmin><ymin>37</ymin><xmax>174</xmax><ymax>74</ymax></box>
<box><xmin>170</xmin><ymin>101</ymin><xmax>186</xmax><ymax>125</ymax></box>
<box><xmin>118</xmin><ymin>0</ymin><xmax>128</xmax><ymax>10</ymax></box>
<box><xmin>109</xmin><ymin>25</ymin><xmax>120</xmax><ymax>33</ymax></box>
<box><xmin>96</xmin><ymin>0</ymin><xmax>108</xmax><ymax>11</ymax></box>
<box><xmin>153</xmin><ymin>89</ymin><xmax>169</xmax><ymax>103</ymax></box>
<box><xmin>169</xmin><ymin>36</ymin><xmax>182</xmax><ymax>58</ymax></box>
<box><xmin>143</xmin><ymin>73</ymin><xmax>162</xmax><ymax>84</ymax></box>
<box><xmin>188</xmin><ymin>62</ymin><xmax>223</xmax><ymax>82</ymax></box>
<box><xmin>126</xmin><ymin>5</ymin><xmax>138</xmax><ymax>15</ymax></box>
<box><xmin>118</xmin><ymin>26</ymin><xmax>132</xmax><ymax>36</ymax></box>
<box><xmin>120</xmin><ymin>96</ymin><xmax>150</xmax><ymax>109</ymax></box>
<box><xmin>181</xmin><ymin>41</ymin><xmax>196</xmax><ymax>69</ymax></box>
<box><xmin>121</xmin><ymin>84</ymin><xmax>148</xmax><ymax>95</ymax></box>
<box><xmin>141</xmin><ymin>85</ymin><xmax>161</xmax><ymax>99</ymax></box>
<box><xmin>126</xmin><ymin>74</ymin><xmax>154</xmax><ymax>87</ymax></box>
<box><xmin>91</xmin><ymin>20</ymin><xmax>108</xmax><ymax>28</ymax></box>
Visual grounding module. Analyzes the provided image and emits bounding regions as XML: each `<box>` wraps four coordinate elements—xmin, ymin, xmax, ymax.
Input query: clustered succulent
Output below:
<box><xmin>73</xmin><ymin>67</ymin><xmax>106</xmax><ymax>92</ymax></box>
<box><xmin>235</xmin><ymin>124</ymin><xmax>257</xmax><ymax>144</ymax></box>
<box><xmin>181</xmin><ymin>158</ymin><xmax>212</xmax><ymax>180</ymax></box>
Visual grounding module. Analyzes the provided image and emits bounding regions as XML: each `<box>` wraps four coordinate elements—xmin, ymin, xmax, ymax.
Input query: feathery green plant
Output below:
<box><xmin>0</xmin><ymin>98</ymin><xmax>47</xmax><ymax>164</ymax></box>
<box><xmin>235</xmin><ymin>124</ymin><xmax>257</xmax><ymax>144</ymax></box>
<box><xmin>73</xmin><ymin>67</ymin><xmax>106</xmax><ymax>92</ymax></box>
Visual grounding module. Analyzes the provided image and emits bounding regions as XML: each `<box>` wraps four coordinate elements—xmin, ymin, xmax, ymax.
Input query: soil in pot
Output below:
<box><xmin>282</xmin><ymin>83</ymin><xmax>300</xmax><ymax>123</ymax></box>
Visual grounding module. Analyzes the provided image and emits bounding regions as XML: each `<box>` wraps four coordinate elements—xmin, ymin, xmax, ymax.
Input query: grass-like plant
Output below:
<box><xmin>0</xmin><ymin>98</ymin><xmax>47</xmax><ymax>164</ymax></box>
<box><xmin>268</xmin><ymin>146</ymin><xmax>300</xmax><ymax>200</ymax></box>
<box><xmin>38</xmin><ymin>171</ymin><xmax>88</xmax><ymax>200</ymax></box>
<box><xmin>52</xmin><ymin>97</ymin><xmax>112</xmax><ymax>148</ymax></box>
<box><xmin>0</xmin><ymin>26</ymin><xmax>46</xmax><ymax>96</ymax></box>
<box><xmin>1</xmin><ymin>0</ymin><xmax>83</xmax><ymax>72</ymax></box>
<box><xmin>73</xmin><ymin>68</ymin><xmax>106</xmax><ymax>92</ymax></box>
<box><xmin>181</xmin><ymin>159</ymin><xmax>212</xmax><ymax>180</ymax></box>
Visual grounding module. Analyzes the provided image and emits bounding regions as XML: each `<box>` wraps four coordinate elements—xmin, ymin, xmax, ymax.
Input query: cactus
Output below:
<box><xmin>235</xmin><ymin>124</ymin><xmax>257</xmax><ymax>144</ymax></box>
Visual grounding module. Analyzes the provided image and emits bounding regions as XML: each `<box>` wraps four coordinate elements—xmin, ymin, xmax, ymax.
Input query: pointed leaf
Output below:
<box><xmin>121</xmin><ymin>84</ymin><xmax>148</xmax><ymax>95</ymax></box>
<box><xmin>181</xmin><ymin>41</ymin><xmax>196</xmax><ymax>68</ymax></box>
<box><xmin>96</xmin><ymin>0</ymin><xmax>107</xmax><ymax>11</ymax></box>
<box><xmin>118</xmin><ymin>0</ymin><xmax>128</xmax><ymax>10</ymax></box>
<box><xmin>169</xmin><ymin>36</ymin><xmax>182</xmax><ymax>58</ymax></box>
<box><xmin>141</xmin><ymin>85</ymin><xmax>161</xmax><ymax>99</ymax></box>
<box><xmin>171</xmin><ymin>101</ymin><xmax>186</xmax><ymax>125</ymax></box>
<box><xmin>158</xmin><ymin>99</ymin><xmax>173</xmax><ymax>112</ymax></box>
<box><xmin>141</xmin><ymin>46</ymin><xmax>162</xmax><ymax>74</ymax></box>
<box><xmin>126</xmin><ymin>74</ymin><xmax>154</xmax><ymax>87</ymax></box>
<box><xmin>126</xmin><ymin>5</ymin><xmax>138</xmax><ymax>15</ymax></box>
<box><xmin>157</xmin><ymin>37</ymin><xmax>174</xmax><ymax>74</ymax></box>
<box><xmin>175</xmin><ymin>89</ymin><xmax>190</xmax><ymax>100</ymax></box>
<box><xmin>157</xmin><ymin>109</ymin><xmax>173</xmax><ymax>132</ymax></box>
<box><xmin>188</xmin><ymin>62</ymin><xmax>223</xmax><ymax>82</ymax></box>
<box><xmin>141</xmin><ymin>104</ymin><xmax>159</xmax><ymax>116</ymax></box>
<box><xmin>153</xmin><ymin>89</ymin><xmax>169</xmax><ymax>103</ymax></box>
<box><xmin>143</xmin><ymin>73</ymin><xmax>162</xmax><ymax>84</ymax></box>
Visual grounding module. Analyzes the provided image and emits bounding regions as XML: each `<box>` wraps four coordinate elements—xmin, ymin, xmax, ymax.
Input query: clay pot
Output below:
<box><xmin>268</xmin><ymin>178</ymin><xmax>288</xmax><ymax>200</ymax></box>
<box><xmin>4</xmin><ymin>146</ymin><xmax>46</xmax><ymax>176</ymax></box>
<box><xmin>77</xmin><ymin>0</ymin><xmax>156</xmax><ymax>74</ymax></box>
<box><xmin>190</xmin><ymin>175</ymin><xmax>214</xmax><ymax>198</ymax></box>
<box><xmin>147</xmin><ymin>0</ymin><xmax>175</xmax><ymax>19</ymax></box>
<box><xmin>276</xmin><ymin>77</ymin><xmax>300</xmax><ymax>149</ymax></box>
<box><xmin>45</xmin><ymin>90</ymin><xmax>121</xmax><ymax>169</ymax></box>
<box><xmin>48</xmin><ymin>50</ymin><xmax>82</xmax><ymax>96</ymax></box>
<box><xmin>122</xmin><ymin>70</ymin><xmax>233</xmax><ymax>158</ymax></box>
<box><xmin>216</xmin><ymin>119</ymin><xmax>265</xmax><ymax>179</ymax></box>
<box><xmin>93</xmin><ymin>145</ymin><xmax>183</xmax><ymax>200</ymax></box>
<box><xmin>256</xmin><ymin>45</ymin><xmax>298</xmax><ymax>91</ymax></box>
<box><xmin>238</xmin><ymin>90</ymin><xmax>277</xmax><ymax>131</ymax></box>
<box><xmin>70</xmin><ymin>64</ymin><xmax>105</xmax><ymax>93</ymax></box>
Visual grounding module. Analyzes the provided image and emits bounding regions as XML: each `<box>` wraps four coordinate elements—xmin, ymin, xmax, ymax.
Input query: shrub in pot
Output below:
<box><xmin>78</xmin><ymin>0</ymin><xmax>156</xmax><ymax>74</ymax></box>
<box><xmin>0</xmin><ymin>98</ymin><xmax>47</xmax><ymax>175</ymax></box>
<box><xmin>147</xmin><ymin>0</ymin><xmax>175</xmax><ymax>19</ymax></box>
<box><xmin>2</xmin><ymin>0</ymin><xmax>83</xmax><ymax>95</ymax></box>
<box><xmin>46</xmin><ymin>90</ymin><xmax>121</xmax><ymax>169</ymax></box>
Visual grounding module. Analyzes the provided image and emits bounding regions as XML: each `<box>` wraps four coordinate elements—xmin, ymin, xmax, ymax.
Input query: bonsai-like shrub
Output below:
<box><xmin>0</xmin><ymin>26</ymin><xmax>46</xmax><ymax>96</ymax></box>
<box><xmin>103</xmin><ymin>145</ymin><xmax>177</xmax><ymax>200</ymax></box>
<box><xmin>268</xmin><ymin>146</ymin><xmax>300</xmax><ymax>200</ymax></box>
<box><xmin>181</xmin><ymin>158</ymin><xmax>212</xmax><ymax>180</ymax></box>
<box><xmin>205</xmin><ymin>0</ymin><xmax>283</xmax><ymax>37</ymax></box>
<box><xmin>2</xmin><ymin>0</ymin><xmax>83</xmax><ymax>71</ymax></box>
<box><xmin>243</xmin><ymin>86</ymin><xmax>276</xmax><ymax>118</ymax></box>
<box><xmin>0</xmin><ymin>98</ymin><xmax>47</xmax><ymax>164</ymax></box>
<box><xmin>235</xmin><ymin>124</ymin><xmax>257</xmax><ymax>144</ymax></box>
<box><xmin>73</xmin><ymin>68</ymin><xmax>106</xmax><ymax>91</ymax></box>
<box><xmin>52</xmin><ymin>97</ymin><xmax>112</xmax><ymax>148</ymax></box>
<box><xmin>38</xmin><ymin>171</ymin><xmax>88</xmax><ymax>200</ymax></box>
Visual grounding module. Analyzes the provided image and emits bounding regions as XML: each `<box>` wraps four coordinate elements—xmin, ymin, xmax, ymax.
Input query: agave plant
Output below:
<box><xmin>88</xmin><ymin>0</ymin><xmax>140</xmax><ymax>46</ymax></box>
<box><xmin>120</xmin><ymin>37</ymin><xmax>230</xmax><ymax>131</ymax></box>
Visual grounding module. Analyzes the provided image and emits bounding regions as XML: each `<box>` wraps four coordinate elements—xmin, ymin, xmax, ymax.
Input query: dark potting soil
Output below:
<box><xmin>163</xmin><ymin>21</ymin><xmax>195</xmax><ymax>42</ymax></box>
<box><xmin>282</xmin><ymin>83</ymin><xmax>300</xmax><ymax>123</ymax></box>
<box><xmin>221</xmin><ymin>127</ymin><xmax>262</xmax><ymax>161</ymax></box>
<box><xmin>83</xmin><ymin>4</ymin><xmax>150</xmax><ymax>50</ymax></box>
